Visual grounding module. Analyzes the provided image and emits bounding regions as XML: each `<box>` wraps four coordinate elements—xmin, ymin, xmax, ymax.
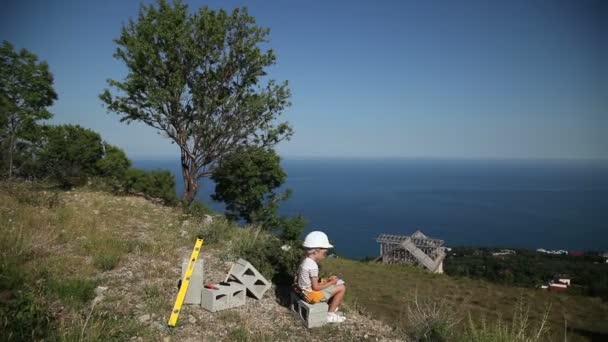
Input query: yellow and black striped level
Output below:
<box><xmin>167</xmin><ymin>237</ymin><xmax>204</xmax><ymax>327</ymax></box>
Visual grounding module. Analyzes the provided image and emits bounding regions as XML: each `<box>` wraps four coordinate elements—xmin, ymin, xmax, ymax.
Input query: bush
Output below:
<box><xmin>185</xmin><ymin>200</ymin><xmax>214</xmax><ymax>218</ymax></box>
<box><xmin>95</xmin><ymin>143</ymin><xmax>131</xmax><ymax>192</ymax></box>
<box><xmin>402</xmin><ymin>293</ymin><xmax>460</xmax><ymax>341</ymax></box>
<box><xmin>123</xmin><ymin>168</ymin><xmax>178</xmax><ymax>205</ymax></box>
<box><xmin>36</xmin><ymin>125</ymin><xmax>105</xmax><ymax>188</ymax></box>
<box><xmin>229</xmin><ymin>228</ymin><xmax>303</xmax><ymax>285</ymax></box>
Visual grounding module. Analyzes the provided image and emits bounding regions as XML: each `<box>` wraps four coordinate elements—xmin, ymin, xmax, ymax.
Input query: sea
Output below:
<box><xmin>133</xmin><ymin>157</ymin><xmax>608</xmax><ymax>259</ymax></box>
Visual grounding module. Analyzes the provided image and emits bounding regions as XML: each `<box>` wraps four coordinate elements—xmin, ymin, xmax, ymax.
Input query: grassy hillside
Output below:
<box><xmin>323</xmin><ymin>258</ymin><xmax>608</xmax><ymax>341</ymax></box>
<box><xmin>2</xmin><ymin>183</ymin><xmax>607</xmax><ymax>341</ymax></box>
<box><xmin>0</xmin><ymin>184</ymin><xmax>397</xmax><ymax>341</ymax></box>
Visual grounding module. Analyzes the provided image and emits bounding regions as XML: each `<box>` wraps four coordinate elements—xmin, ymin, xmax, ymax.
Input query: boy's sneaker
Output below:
<box><xmin>327</xmin><ymin>312</ymin><xmax>346</xmax><ymax>323</ymax></box>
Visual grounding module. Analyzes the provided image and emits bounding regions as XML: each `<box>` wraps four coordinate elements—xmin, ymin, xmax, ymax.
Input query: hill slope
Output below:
<box><xmin>2</xmin><ymin>186</ymin><xmax>607</xmax><ymax>341</ymax></box>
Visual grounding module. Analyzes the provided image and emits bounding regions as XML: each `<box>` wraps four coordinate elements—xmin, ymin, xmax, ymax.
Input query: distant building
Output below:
<box><xmin>376</xmin><ymin>230</ymin><xmax>445</xmax><ymax>273</ymax></box>
<box><xmin>569</xmin><ymin>251</ymin><xmax>584</xmax><ymax>257</ymax></box>
<box><xmin>492</xmin><ymin>249</ymin><xmax>516</xmax><ymax>257</ymax></box>
<box><xmin>548</xmin><ymin>282</ymin><xmax>568</xmax><ymax>292</ymax></box>
<box><xmin>536</xmin><ymin>248</ymin><xmax>568</xmax><ymax>255</ymax></box>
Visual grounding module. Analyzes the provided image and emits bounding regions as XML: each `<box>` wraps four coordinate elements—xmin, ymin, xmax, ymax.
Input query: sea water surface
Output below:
<box><xmin>133</xmin><ymin>158</ymin><xmax>608</xmax><ymax>258</ymax></box>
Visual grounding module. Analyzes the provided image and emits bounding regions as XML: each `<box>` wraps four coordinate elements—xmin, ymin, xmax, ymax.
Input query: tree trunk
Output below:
<box><xmin>180</xmin><ymin>149</ymin><xmax>198</xmax><ymax>207</ymax></box>
<box><xmin>7</xmin><ymin>132</ymin><xmax>14</xmax><ymax>181</ymax></box>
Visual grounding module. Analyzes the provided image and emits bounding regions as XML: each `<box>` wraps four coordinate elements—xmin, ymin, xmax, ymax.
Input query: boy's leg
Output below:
<box><xmin>327</xmin><ymin>284</ymin><xmax>345</xmax><ymax>313</ymax></box>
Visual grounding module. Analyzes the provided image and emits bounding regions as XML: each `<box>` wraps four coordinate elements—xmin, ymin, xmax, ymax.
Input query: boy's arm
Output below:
<box><xmin>310</xmin><ymin>276</ymin><xmax>337</xmax><ymax>291</ymax></box>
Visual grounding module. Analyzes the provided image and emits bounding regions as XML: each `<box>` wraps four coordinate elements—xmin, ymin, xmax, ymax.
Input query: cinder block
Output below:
<box><xmin>181</xmin><ymin>258</ymin><xmax>204</xmax><ymax>305</ymax></box>
<box><xmin>290</xmin><ymin>292</ymin><xmax>328</xmax><ymax>328</ymax></box>
<box><xmin>201</xmin><ymin>282</ymin><xmax>246</xmax><ymax>312</ymax></box>
<box><xmin>227</xmin><ymin>258</ymin><xmax>271</xmax><ymax>299</ymax></box>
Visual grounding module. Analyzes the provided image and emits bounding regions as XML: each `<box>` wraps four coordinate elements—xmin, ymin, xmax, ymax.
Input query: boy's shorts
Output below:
<box><xmin>321</xmin><ymin>285</ymin><xmax>336</xmax><ymax>301</ymax></box>
<box><xmin>303</xmin><ymin>285</ymin><xmax>335</xmax><ymax>304</ymax></box>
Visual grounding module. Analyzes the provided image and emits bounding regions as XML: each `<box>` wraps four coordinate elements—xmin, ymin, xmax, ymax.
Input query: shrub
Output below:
<box><xmin>95</xmin><ymin>143</ymin><xmax>131</xmax><ymax>192</ymax></box>
<box><xmin>402</xmin><ymin>292</ymin><xmax>460</xmax><ymax>342</ymax></box>
<box><xmin>123</xmin><ymin>168</ymin><xmax>178</xmax><ymax>205</ymax></box>
<box><xmin>185</xmin><ymin>200</ymin><xmax>214</xmax><ymax>217</ymax></box>
<box><xmin>36</xmin><ymin>124</ymin><xmax>105</xmax><ymax>188</ymax></box>
<box><xmin>229</xmin><ymin>227</ymin><xmax>303</xmax><ymax>285</ymax></box>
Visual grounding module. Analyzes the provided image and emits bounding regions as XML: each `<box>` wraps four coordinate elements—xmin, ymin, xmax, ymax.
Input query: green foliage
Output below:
<box><xmin>123</xmin><ymin>168</ymin><xmax>178</xmax><ymax>205</ymax></box>
<box><xmin>0</xmin><ymin>40</ymin><xmax>57</xmax><ymax>180</ymax></box>
<box><xmin>211</xmin><ymin>146</ymin><xmax>305</xmax><ymax>241</ymax></box>
<box><xmin>230</xmin><ymin>228</ymin><xmax>303</xmax><ymax>285</ymax></box>
<box><xmin>184</xmin><ymin>200</ymin><xmax>214</xmax><ymax>217</ymax></box>
<box><xmin>95</xmin><ymin>143</ymin><xmax>132</xmax><ymax>191</ymax></box>
<box><xmin>212</xmin><ymin>147</ymin><xmax>286</xmax><ymax>223</ymax></box>
<box><xmin>445</xmin><ymin>248</ymin><xmax>608</xmax><ymax>300</ymax></box>
<box><xmin>0</xmin><ymin>289</ymin><xmax>54</xmax><ymax>342</ymax></box>
<box><xmin>100</xmin><ymin>0</ymin><xmax>292</xmax><ymax>206</ymax></box>
<box><xmin>229</xmin><ymin>327</ymin><xmax>250</xmax><ymax>342</ymax></box>
<box><xmin>47</xmin><ymin>277</ymin><xmax>97</xmax><ymax>308</ymax></box>
<box><xmin>0</xmin><ymin>209</ymin><xmax>55</xmax><ymax>341</ymax></box>
<box><xmin>36</xmin><ymin>124</ymin><xmax>104</xmax><ymax>188</ymax></box>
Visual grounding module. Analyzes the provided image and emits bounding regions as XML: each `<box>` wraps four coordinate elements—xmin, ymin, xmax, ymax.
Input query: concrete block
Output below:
<box><xmin>201</xmin><ymin>281</ymin><xmax>246</xmax><ymax>312</ymax></box>
<box><xmin>181</xmin><ymin>258</ymin><xmax>204</xmax><ymax>305</ymax></box>
<box><xmin>290</xmin><ymin>292</ymin><xmax>328</xmax><ymax>328</ymax></box>
<box><xmin>227</xmin><ymin>258</ymin><xmax>271</xmax><ymax>299</ymax></box>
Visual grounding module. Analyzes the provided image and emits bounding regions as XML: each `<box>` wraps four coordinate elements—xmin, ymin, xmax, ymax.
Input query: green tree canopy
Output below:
<box><xmin>38</xmin><ymin>125</ymin><xmax>104</xmax><ymax>188</ymax></box>
<box><xmin>0</xmin><ymin>41</ymin><xmax>57</xmax><ymax>179</ymax></box>
<box><xmin>100</xmin><ymin>0</ymin><xmax>292</xmax><ymax>206</ymax></box>
<box><xmin>211</xmin><ymin>146</ymin><xmax>305</xmax><ymax>241</ymax></box>
<box><xmin>211</xmin><ymin>146</ymin><xmax>287</xmax><ymax>223</ymax></box>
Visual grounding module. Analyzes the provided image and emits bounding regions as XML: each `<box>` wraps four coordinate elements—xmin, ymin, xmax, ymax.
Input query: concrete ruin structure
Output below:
<box><xmin>376</xmin><ymin>230</ymin><xmax>446</xmax><ymax>273</ymax></box>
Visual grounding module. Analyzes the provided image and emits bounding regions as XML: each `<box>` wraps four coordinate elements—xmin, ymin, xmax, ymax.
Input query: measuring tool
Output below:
<box><xmin>167</xmin><ymin>237</ymin><xmax>204</xmax><ymax>327</ymax></box>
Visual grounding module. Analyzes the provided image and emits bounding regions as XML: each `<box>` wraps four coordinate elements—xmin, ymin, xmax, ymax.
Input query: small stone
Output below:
<box><xmin>163</xmin><ymin>337</ymin><xmax>171</xmax><ymax>342</ymax></box>
<box><xmin>180</xmin><ymin>230</ymin><xmax>188</xmax><ymax>237</ymax></box>
<box><xmin>188</xmin><ymin>315</ymin><xmax>196</xmax><ymax>324</ymax></box>
<box><xmin>94</xmin><ymin>286</ymin><xmax>108</xmax><ymax>296</ymax></box>
<box><xmin>203</xmin><ymin>215</ymin><xmax>213</xmax><ymax>225</ymax></box>
<box><xmin>138</xmin><ymin>314</ymin><xmax>150</xmax><ymax>323</ymax></box>
<box><xmin>93</xmin><ymin>210</ymin><xmax>99</xmax><ymax>215</ymax></box>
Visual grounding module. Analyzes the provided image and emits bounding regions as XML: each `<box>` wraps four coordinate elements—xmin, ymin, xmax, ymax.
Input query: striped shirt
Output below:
<box><xmin>297</xmin><ymin>257</ymin><xmax>319</xmax><ymax>292</ymax></box>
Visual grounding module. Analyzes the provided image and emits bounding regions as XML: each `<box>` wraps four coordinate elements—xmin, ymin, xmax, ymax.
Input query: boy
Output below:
<box><xmin>296</xmin><ymin>231</ymin><xmax>346</xmax><ymax>323</ymax></box>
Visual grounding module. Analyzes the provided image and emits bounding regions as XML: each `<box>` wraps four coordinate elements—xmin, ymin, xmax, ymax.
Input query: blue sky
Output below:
<box><xmin>1</xmin><ymin>0</ymin><xmax>606</xmax><ymax>159</ymax></box>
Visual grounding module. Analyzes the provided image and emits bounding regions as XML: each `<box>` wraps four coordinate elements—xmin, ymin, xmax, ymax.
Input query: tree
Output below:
<box><xmin>211</xmin><ymin>146</ymin><xmax>305</xmax><ymax>241</ymax></box>
<box><xmin>95</xmin><ymin>143</ymin><xmax>132</xmax><ymax>191</ymax></box>
<box><xmin>37</xmin><ymin>125</ymin><xmax>104</xmax><ymax>188</ymax></box>
<box><xmin>0</xmin><ymin>41</ymin><xmax>57</xmax><ymax>180</ymax></box>
<box><xmin>211</xmin><ymin>146</ymin><xmax>287</xmax><ymax>223</ymax></box>
<box><xmin>100</xmin><ymin>0</ymin><xmax>292</xmax><ymax>206</ymax></box>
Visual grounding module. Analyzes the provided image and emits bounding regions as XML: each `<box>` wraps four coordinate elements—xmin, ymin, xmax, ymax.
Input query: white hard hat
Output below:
<box><xmin>303</xmin><ymin>231</ymin><xmax>334</xmax><ymax>249</ymax></box>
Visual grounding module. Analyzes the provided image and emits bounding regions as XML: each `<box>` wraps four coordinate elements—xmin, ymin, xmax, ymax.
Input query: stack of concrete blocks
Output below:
<box><xmin>200</xmin><ymin>282</ymin><xmax>246</xmax><ymax>312</ymax></box>
<box><xmin>180</xmin><ymin>258</ymin><xmax>205</xmax><ymax>305</ymax></box>
<box><xmin>226</xmin><ymin>258</ymin><xmax>271</xmax><ymax>300</ymax></box>
<box><xmin>290</xmin><ymin>292</ymin><xmax>328</xmax><ymax>328</ymax></box>
<box><xmin>199</xmin><ymin>258</ymin><xmax>270</xmax><ymax>313</ymax></box>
